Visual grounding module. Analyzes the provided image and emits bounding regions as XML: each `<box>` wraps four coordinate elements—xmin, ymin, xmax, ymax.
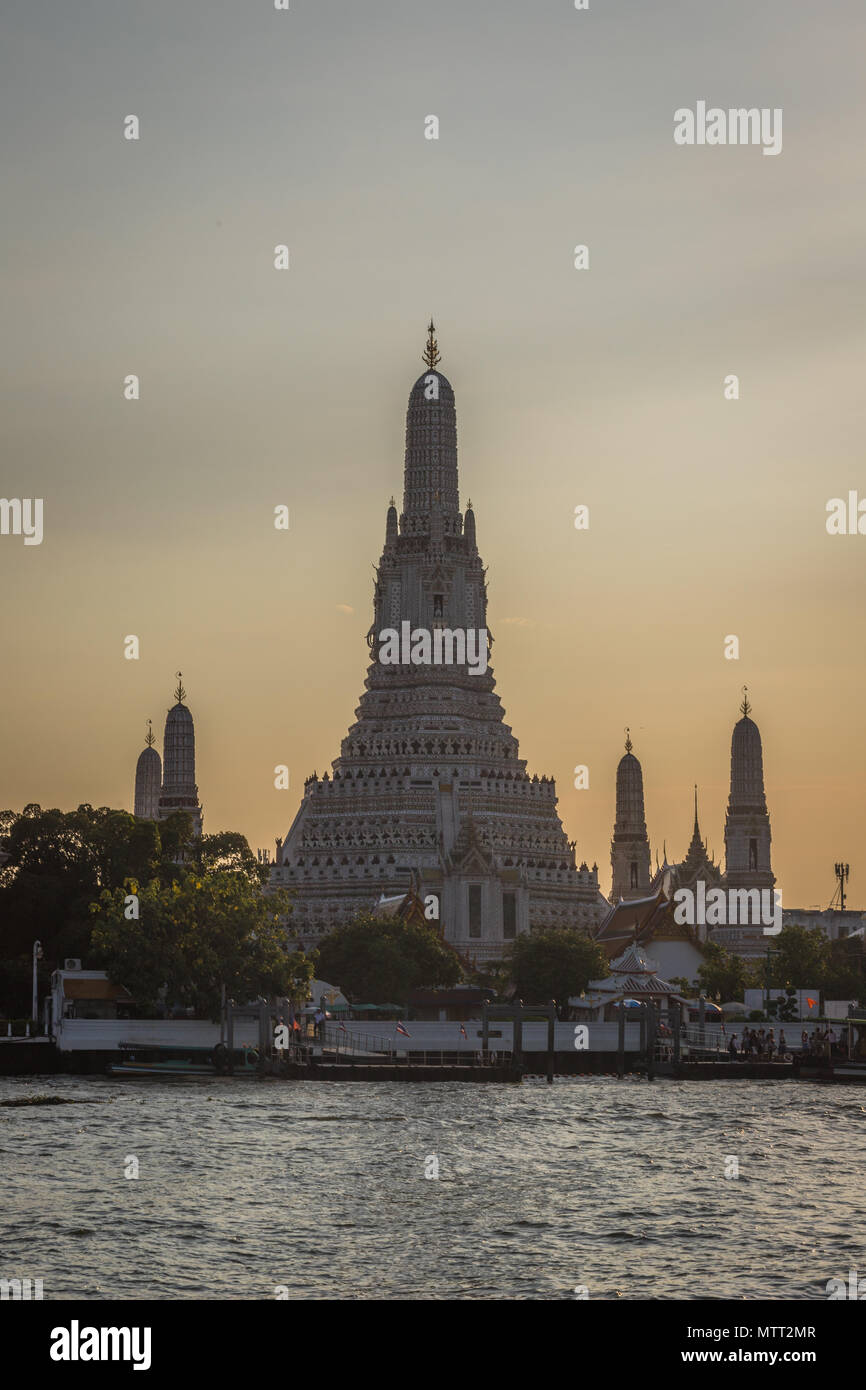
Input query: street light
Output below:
<box><xmin>764</xmin><ymin>946</ymin><xmax>782</xmax><ymax>1018</ymax></box>
<box><xmin>32</xmin><ymin>940</ymin><xmax>43</xmax><ymax>1030</ymax></box>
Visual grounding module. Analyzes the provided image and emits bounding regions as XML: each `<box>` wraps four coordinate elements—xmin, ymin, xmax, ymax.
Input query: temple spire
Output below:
<box><xmin>145</xmin><ymin>719</ymin><xmax>155</xmax><ymax>748</ymax></box>
<box><xmin>741</xmin><ymin>684</ymin><xmax>751</xmax><ymax>718</ymax></box>
<box><xmin>610</xmin><ymin>732</ymin><xmax>651</xmax><ymax>902</ymax></box>
<box><xmin>174</xmin><ymin>671</ymin><xmax>186</xmax><ymax>705</ymax></box>
<box><xmin>422</xmin><ymin>319</ymin><xmax>441</xmax><ymax>370</ymax></box>
<box><xmin>694</xmin><ymin>783</ymin><xmax>699</xmax><ymax>835</ymax></box>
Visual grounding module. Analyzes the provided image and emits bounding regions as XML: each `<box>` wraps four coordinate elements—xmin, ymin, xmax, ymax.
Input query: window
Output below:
<box><xmin>630</xmin><ymin>861</ymin><xmax>638</xmax><ymax>889</ymax></box>
<box><xmin>502</xmin><ymin>892</ymin><xmax>516</xmax><ymax>940</ymax></box>
<box><xmin>749</xmin><ymin>838</ymin><xmax>758</xmax><ymax>870</ymax></box>
<box><xmin>433</xmin><ymin>594</ymin><xmax>443</xmax><ymax>618</ymax></box>
<box><xmin>469</xmin><ymin>884</ymin><xmax>482</xmax><ymax>938</ymax></box>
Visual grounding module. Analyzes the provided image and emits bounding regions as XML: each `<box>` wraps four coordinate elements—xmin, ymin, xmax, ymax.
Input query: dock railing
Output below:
<box><xmin>318</xmin><ymin>1025</ymin><xmax>511</xmax><ymax>1068</ymax></box>
<box><xmin>679</xmin><ymin>1025</ymin><xmax>733</xmax><ymax>1060</ymax></box>
<box><xmin>321</xmin><ymin>1025</ymin><xmax>395</xmax><ymax>1059</ymax></box>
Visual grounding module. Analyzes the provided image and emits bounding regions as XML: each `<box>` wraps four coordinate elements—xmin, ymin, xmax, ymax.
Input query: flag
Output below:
<box><xmin>396</xmin><ymin>1021</ymin><xmax>411</xmax><ymax>1037</ymax></box>
<box><xmin>339</xmin><ymin>1022</ymin><xmax>348</xmax><ymax>1034</ymax></box>
<box><xmin>807</xmin><ymin>998</ymin><xmax>817</xmax><ymax>1009</ymax></box>
<box><xmin>459</xmin><ymin>1024</ymin><xmax>468</xmax><ymax>1039</ymax></box>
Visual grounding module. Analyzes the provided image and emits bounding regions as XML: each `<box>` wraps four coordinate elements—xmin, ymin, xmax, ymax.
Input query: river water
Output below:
<box><xmin>1</xmin><ymin>1073</ymin><xmax>863</xmax><ymax>1300</ymax></box>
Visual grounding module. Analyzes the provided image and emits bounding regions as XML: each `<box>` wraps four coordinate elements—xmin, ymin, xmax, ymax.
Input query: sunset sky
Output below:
<box><xmin>2</xmin><ymin>0</ymin><xmax>864</xmax><ymax>908</ymax></box>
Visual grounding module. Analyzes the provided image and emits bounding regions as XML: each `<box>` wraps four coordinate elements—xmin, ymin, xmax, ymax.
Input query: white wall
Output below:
<box><xmin>54</xmin><ymin>1019</ymin><xmax>260</xmax><ymax>1052</ymax></box>
<box><xmin>331</xmin><ymin>1020</ymin><xmax>644</xmax><ymax>1053</ymax></box>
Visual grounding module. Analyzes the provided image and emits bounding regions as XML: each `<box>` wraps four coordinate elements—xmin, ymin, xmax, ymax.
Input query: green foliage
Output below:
<box><xmin>90</xmin><ymin>875</ymin><xmax>304</xmax><ymax>1018</ymax></box>
<box><xmin>507</xmin><ymin>928</ymin><xmax>606</xmax><ymax>1011</ymax></box>
<box><xmin>0</xmin><ymin>804</ymin><xmax>285</xmax><ymax>1015</ymax></box>
<box><xmin>771</xmin><ymin>925</ymin><xmax>828</xmax><ymax>989</ymax></box>
<box><xmin>697</xmin><ymin>941</ymin><xmax>748</xmax><ymax>1002</ymax></box>
<box><xmin>315</xmin><ymin>913</ymin><xmax>460</xmax><ymax>1005</ymax></box>
<box><xmin>193</xmin><ymin>831</ymin><xmax>266</xmax><ymax>886</ymax></box>
<box><xmin>669</xmin><ymin>975</ymin><xmax>694</xmax><ymax>996</ymax></box>
<box><xmin>463</xmin><ymin>958</ymin><xmax>510</xmax><ymax>997</ymax></box>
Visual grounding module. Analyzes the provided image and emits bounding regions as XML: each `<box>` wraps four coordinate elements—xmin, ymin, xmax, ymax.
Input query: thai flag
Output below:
<box><xmin>396</xmin><ymin>1021</ymin><xmax>411</xmax><ymax>1037</ymax></box>
<box><xmin>459</xmin><ymin>1024</ymin><xmax>468</xmax><ymax>1039</ymax></box>
<box><xmin>339</xmin><ymin>1022</ymin><xmax>348</xmax><ymax>1033</ymax></box>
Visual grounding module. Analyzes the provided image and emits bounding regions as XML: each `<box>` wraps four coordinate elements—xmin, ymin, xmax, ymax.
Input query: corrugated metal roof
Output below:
<box><xmin>63</xmin><ymin>979</ymin><xmax>132</xmax><ymax>1001</ymax></box>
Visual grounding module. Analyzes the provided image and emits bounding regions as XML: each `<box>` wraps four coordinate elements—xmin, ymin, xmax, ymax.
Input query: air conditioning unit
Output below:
<box><xmin>64</xmin><ymin>958</ymin><xmax>82</xmax><ymax>971</ymax></box>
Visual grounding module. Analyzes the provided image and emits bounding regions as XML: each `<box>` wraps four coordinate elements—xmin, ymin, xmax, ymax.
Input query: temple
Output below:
<box><xmin>133</xmin><ymin>720</ymin><xmax>161</xmax><ymax>820</ymax></box>
<box><xmin>269</xmin><ymin>325</ymin><xmax>608</xmax><ymax>958</ymax></box>
<box><xmin>132</xmin><ymin>675</ymin><xmax>203</xmax><ymax>836</ymax></box>
<box><xmin>598</xmin><ymin>689</ymin><xmax>776</xmax><ymax>968</ymax></box>
<box><xmin>610</xmin><ymin>730</ymin><xmax>652</xmax><ymax>902</ymax></box>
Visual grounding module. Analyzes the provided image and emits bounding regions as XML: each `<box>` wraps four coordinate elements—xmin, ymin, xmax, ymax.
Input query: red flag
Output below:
<box><xmin>459</xmin><ymin>1024</ymin><xmax>468</xmax><ymax>1039</ymax></box>
<box><xmin>807</xmin><ymin>998</ymin><xmax>817</xmax><ymax>1009</ymax></box>
<box><xmin>396</xmin><ymin>1021</ymin><xmax>411</xmax><ymax>1037</ymax></box>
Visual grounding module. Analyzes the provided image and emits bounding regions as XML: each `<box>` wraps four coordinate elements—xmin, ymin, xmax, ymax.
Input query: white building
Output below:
<box><xmin>269</xmin><ymin>326</ymin><xmax>608</xmax><ymax>960</ymax></box>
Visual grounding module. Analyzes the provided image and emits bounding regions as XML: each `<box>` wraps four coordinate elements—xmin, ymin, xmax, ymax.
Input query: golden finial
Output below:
<box><xmin>741</xmin><ymin>685</ymin><xmax>751</xmax><ymax>718</ymax></box>
<box><xmin>145</xmin><ymin>719</ymin><xmax>155</xmax><ymax>748</ymax></box>
<box><xmin>624</xmin><ymin>726</ymin><xmax>633</xmax><ymax>754</ymax></box>
<box><xmin>422</xmin><ymin>319</ymin><xmax>441</xmax><ymax>371</ymax></box>
<box><xmin>174</xmin><ymin>671</ymin><xmax>187</xmax><ymax>704</ymax></box>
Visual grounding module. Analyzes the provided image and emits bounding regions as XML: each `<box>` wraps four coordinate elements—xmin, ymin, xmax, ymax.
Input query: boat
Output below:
<box><xmin>107</xmin><ymin>1042</ymin><xmax>261</xmax><ymax>1077</ymax></box>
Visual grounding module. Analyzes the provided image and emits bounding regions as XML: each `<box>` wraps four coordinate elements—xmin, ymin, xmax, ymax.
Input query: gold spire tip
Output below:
<box><xmin>741</xmin><ymin>684</ymin><xmax>751</xmax><ymax>718</ymax></box>
<box><xmin>624</xmin><ymin>726</ymin><xmax>633</xmax><ymax>754</ymax></box>
<box><xmin>145</xmin><ymin>718</ymin><xmax>155</xmax><ymax>747</ymax></box>
<box><xmin>174</xmin><ymin>670</ymin><xmax>187</xmax><ymax>704</ymax></box>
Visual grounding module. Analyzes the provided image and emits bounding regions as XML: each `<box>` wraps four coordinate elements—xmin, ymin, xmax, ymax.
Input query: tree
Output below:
<box><xmin>91</xmin><ymin>874</ymin><xmax>305</xmax><ymax>1019</ymax></box>
<box><xmin>767</xmin><ymin>988</ymin><xmax>798</xmax><ymax>1022</ymax></box>
<box><xmin>507</xmin><ymin>929</ymin><xmax>606</xmax><ymax>1012</ymax></box>
<box><xmin>669</xmin><ymin>975</ymin><xmax>694</xmax><ymax>996</ymax></box>
<box><xmin>0</xmin><ymin>804</ymin><xmax>279</xmax><ymax>1014</ymax></box>
<box><xmin>697</xmin><ymin>941</ymin><xmax>747</xmax><ymax>1001</ymax></box>
<box><xmin>771</xmin><ymin>924</ymin><xmax>828</xmax><ymax>991</ymax></box>
<box><xmin>824</xmin><ymin>937</ymin><xmax>866</xmax><ymax>1003</ymax></box>
<box><xmin>0</xmin><ymin>805</ymin><xmax>163</xmax><ymax>960</ymax></box>
<box><xmin>315</xmin><ymin>913</ymin><xmax>460</xmax><ymax>1005</ymax></box>
<box><xmin>194</xmin><ymin>831</ymin><xmax>266</xmax><ymax>886</ymax></box>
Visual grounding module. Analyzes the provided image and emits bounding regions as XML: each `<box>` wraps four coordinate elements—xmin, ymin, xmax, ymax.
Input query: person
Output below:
<box><xmin>766</xmin><ymin>1028</ymin><xmax>775</xmax><ymax>1060</ymax></box>
<box><xmin>801</xmin><ymin>1029</ymin><xmax>808</xmax><ymax>1052</ymax></box>
<box><xmin>779</xmin><ymin>1028</ymin><xmax>787</xmax><ymax>1059</ymax></box>
<box><xmin>742</xmin><ymin>1029</ymin><xmax>752</xmax><ymax>1058</ymax></box>
<box><xmin>728</xmin><ymin>1033</ymin><xmax>738</xmax><ymax>1060</ymax></box>
<box><xmin>314</xmin><ymin>1008</ymin><xmax>325</xmax><ymax>1039</ymax></box>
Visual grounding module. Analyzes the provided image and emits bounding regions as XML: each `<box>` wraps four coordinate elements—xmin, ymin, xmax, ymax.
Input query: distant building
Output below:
<box><xmin>605</xmin><ymin>691</ymin><xmax>779</xmax><ymax>962</ymax></box>
<box><xmin>724</xmin><ymin>691</ymin><xmax>774</xmax><ymax>894</ymax></box>
<box><xmin>133</xmin><ymin>674</ymin><xmax>203</xmax><ymax>835</ymax></box>
<box><xmin>133</xmin><ymin>720</ymin><xmax>161</xmax><ymax>819</ymax></box>
<box><xmin>610</xmin><ymin>732</ymin><xmax>652</xmax><ymax>902</ymax></box>
<box><xmin>49</xmin><ymin>966</ymin><xmax>133</xmax><ymax>1028</ymax></box>
<box><xmin>269</xmin><ymin>326</ymin><xmax>608</xmax><ymax>957</ymax></box>
<box><xmin>596</xmin><ymin>886</ymin><xmax>704</xmax><ymax>986</ymax></box>
<box><xmin>570</xmin><ymin>944</ymin><xmax>687</xmax><ymax>1022</ymax></box>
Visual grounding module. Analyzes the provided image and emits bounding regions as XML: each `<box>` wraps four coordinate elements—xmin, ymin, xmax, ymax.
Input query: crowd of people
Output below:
<box><xmin>727</xmin><ymin>1025</ymin><xmax>843</xmax><ymax>1061</ymax></box>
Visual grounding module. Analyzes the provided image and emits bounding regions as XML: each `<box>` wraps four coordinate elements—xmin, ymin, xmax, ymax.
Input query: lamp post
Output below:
<box><xmin>764</xmin><ymin>946</ymin><xmax>781</xmax><ymax>1018</ymax></box>
<box><xmin>32</xmin><ymin>940</ymin><xmax>43</xmax><ymax>1029</ymax></box>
